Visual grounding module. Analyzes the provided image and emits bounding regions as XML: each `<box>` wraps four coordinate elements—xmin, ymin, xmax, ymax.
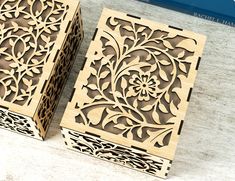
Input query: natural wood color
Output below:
<box><xmin>61</xmin><ymin>8</ymin><xmax>206</xmax><ymax>178</ymax></box>
<box><xmin>0</xmin><ymin>0</ymin><xmax>83</xmax><ymax>139</ymax></box>
<box><xmin>62</xmin><ymin>127</ymin><xmax>172</xmax><ymax>178</ymax></box>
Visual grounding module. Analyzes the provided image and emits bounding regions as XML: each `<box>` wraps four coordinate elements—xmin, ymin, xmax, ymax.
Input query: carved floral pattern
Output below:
<box><xmin>128</xmin><ymin>71</ymin><xmax>160</xmax><ymax>101</ymax></box>
<box><xmin>63</xmin><ymin>129</ymin><xmax>170</xmax><ymax>177</ymax></box>
<box><xmin>37</xmin><ymin>8</ymin><xmax>83</xmax><ymax>134</ymax></box>
<box><xmin>0</xmin><ymin>0</ymin><xmax>68</xmax><ymax>105</ymax></box>
<box><xmin>0</xmin><ymin>108</ymin><xmax>38</xmax><ymax>138</ymax></box>
<box><xmin>75</xmin><ymin>16</ymin><xmax>199</xmax><ymax>148</ymax></box>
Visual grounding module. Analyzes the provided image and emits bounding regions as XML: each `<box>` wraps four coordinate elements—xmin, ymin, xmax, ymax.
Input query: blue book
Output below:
<box><xmin>138</xmin><ymin>0</ymin><xmax>235</xmax><ymax>27</ymax></box>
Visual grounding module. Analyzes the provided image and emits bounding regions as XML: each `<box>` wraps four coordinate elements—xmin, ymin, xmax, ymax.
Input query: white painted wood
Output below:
<box><xmin>0</xmin><ymin>0</ymin><xmax>235</xmax><ymax>180</ymax></box>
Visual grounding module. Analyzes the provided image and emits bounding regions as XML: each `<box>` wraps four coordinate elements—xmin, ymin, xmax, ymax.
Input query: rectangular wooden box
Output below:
<box><xmin>60</xmin><ymin>8</ymin><xmax>206</xmax><ymax>178</ymax></box>
<box><xmin>0</xmin><ymin>0</ymin><xmax>83</xmax><ymax>140</ymax></box>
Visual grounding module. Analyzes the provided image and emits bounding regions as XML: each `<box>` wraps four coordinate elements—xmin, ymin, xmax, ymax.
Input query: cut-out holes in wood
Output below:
<box><xmin>0</xmin><ymin>107</ymin><xmax>41</xmax><ymax>139</ymax></box>
<box><xmin>36</xmin><ymin>8</ymin><xmax>83</xmax><ymax>137</ymax></box>
<box><xmin>62</xmin><ymin>128</ymin><xmax>171</xmax><ymax>178</ymax></box>
<box><xmin>61</xmin><ymin>8</ymin><xmax>206</xmax><ymax>178</ymax></box>
<box><xmin>0</xmin><ymin>0</ymin><xmax>83</xmax><ymax>139</ymax></box>
<box><xmin>0</xmin><ymin>0</ymin><xmax>68</xmax><ymax>105</ymax></box>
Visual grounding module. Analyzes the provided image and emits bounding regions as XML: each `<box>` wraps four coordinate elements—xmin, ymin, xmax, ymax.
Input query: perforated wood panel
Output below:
<box><xmin>0</xmin><ymin>0</ymin><xmax>83</xmax><ymax>139</ymax></box>
<box><xmin>61</xmin><ymin>8</ymin><xmax>206</xmax><ymax>178</ymax></box>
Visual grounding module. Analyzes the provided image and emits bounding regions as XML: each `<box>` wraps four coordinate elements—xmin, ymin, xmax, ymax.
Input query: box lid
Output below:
<box><xmin>0</xmin><ymin>0</ymin><xmax>79</xmax><ymax>117</ymax></box>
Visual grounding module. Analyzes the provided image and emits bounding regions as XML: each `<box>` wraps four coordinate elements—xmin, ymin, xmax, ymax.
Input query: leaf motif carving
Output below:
<box><xmin>100</xmin><ymin>70</ymin><xmax>109</xmax><ymax>79</ymax></box>
<box><xmin>159</xmin><ymin>59</ymin><xmax>171</xmax><ymax>66</ymax></box>
<box><xmin>114</xmin><ymin>91</ymin><xmax>122</xmax><ymax>98</ymax></box>
<box><xmin>137</xmin><ymin>26</ymin><xmax>146</xmax><ymax>33</ymax></box>
<box><xmin>87</xmin><ymin>107</ymin><xmax>105</xmax><ymax>125</ymax></box>
<box><xmin>141</xmin><ymin>105</ymin><xmax>153</xmax><ymax>111</ymax></box>
<box><xmin>159</xmin><ymin>103</ymin><xmax>168</xmax><ymax>113</ymax></box>
<box><xmin>133</xmin><ymin>99</ymin><xmax>138</xmax><ymax>108</ymax></box>
<box><xmin>137</xmin><ymin>127</ymin><xmax>143</xmax><ymax>138</ymax></box>
<box><xmin>163</xmin><ymin>40</ymin><xmax>174</xmax><ymax>49</ymax></box>
<box><xmin>179</xmin><ymin>63</ymin><xmax>187</xmax><ymax>73</ymax></box>
<box><xmin>123</xmin><ymin>25</ymin><xmax>133</xmax><ymax>32</ymax></box>
<box><xmin>12</xmin><ymin>22</ymin><xmax>18</xmax><ymax>32</ymax></box>
<box><xmin>22</xmin><ymin>78</ymin><xmax>32</xmax><ymax>87</ymax></box>
<box><xmin>102</xmin><ymin>108</ymin><xmax>121</xmax><ymax>128</ymax></box>
<box><xmin>152</xmin><ymin>111</ymin><xmax>161</xmax><ymax>124</ymax></box>
<box><xmin>126</xmin><ymin>118</ymin><xmax>133</xmax><ymax>125</ymax></box>
<box><xmin>114</xmin><ymin>124</ymin><xmax>126</xmax><ymax>130</ymax></box>
<box><xmin>10</xmin><ymin>86</ymin><xmax>17</xmax><ymax>92</ymax></box>
<box><xmin>154</xmin><ymin>51</ymin><xmax>161</xmax><ymax>56</ymax></box>
<box><xmin>9</xmin><ymin>63</ymin><xmax>18</xmax><ymax>68</ymax></box>
<box><xmin>102</xmin><ymin>82</ymin><xmax>109</xmax><ymax>91</ymax></box>
<box><xmin>121</xmin><ymin>77</ymin><xmax>127</xmax><ymax>90</ymax></box>
<box><xmin>176</xmin><ymin>39</ymin><xmax>196</xmax><ymax>52</ymax></box>
<box><xmin>41</xmin><ymin>35</ymin><xmax>50</xmax><ymax>43</ymax></box>
<box><xmin>147</xmin><ymin>129</ymin><xmax>172</xmax><ymax>146</ymax></box>
<box><xmin>0</xmin><ymin>47</ymin><xmax>8</xmax><ymax>53</ymax></box>
<box><xmin>87</xmin><ymin>84</ymin><xmax>97</xmax><ymax>90</ymax></box>
<box><xmin>25</xmin><ymin>70</ymin><xmax>33</xmax><ymax>77</ymax></box>
<box><xmin>146</xmin><ymin>54</ymin><xmax>151</xmax><ymax>61</ymax></box>
<box><xmin>177</xmin><ymin>51</ymin><xmax>185</xmax><ymax>59</ymax></box>
<box><xmin>164</xmin><ymin>92</ymin><xmax>170</xmax><ymax>103</ymax></box>
<box><xmin>32</xmin><ymin>67</ymin><xmax>40</xmax><ymax>74</ymax></box>
<box><xmin>159</xmin><ymin>70</ymin><xmax>168</xmax><ymax>81</ymax></box>
<box><xmin>5</xmin><ymin>80</ymin><xmax>11</xmax><ymax>86</ymax></box>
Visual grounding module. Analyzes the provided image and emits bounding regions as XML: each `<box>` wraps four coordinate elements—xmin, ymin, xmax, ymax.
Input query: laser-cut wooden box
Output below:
<box><xmin>0</xmin><ymin>0</ymin><xmax>83</xmax><ymax>140</ymax></box>
<box><xmin>60</xmin><ymin>8</ymin><xmax>206</xmax><ymax>178</ymax></box>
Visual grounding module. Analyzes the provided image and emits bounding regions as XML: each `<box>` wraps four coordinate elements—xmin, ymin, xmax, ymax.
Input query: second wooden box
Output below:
<box><xmin>0</xmin><ymin>0</ymin><xmax>83</xmax><ymax>140</ymax></box>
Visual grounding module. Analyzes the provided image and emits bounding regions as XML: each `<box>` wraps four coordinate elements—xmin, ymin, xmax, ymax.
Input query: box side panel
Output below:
<box><xmin>0</xmin><ymin>107</ymin><xmax>41</xmax><ymax>140</ymax></box>
<box><xmin>61</xmin><ymin>127</ymin><xmax>172</xmax><ymax>179</ymax></box>
<box><xmin>34</xmin><ymin>5</ymin><xmax>83</xmax><ymax>138</ymax></box>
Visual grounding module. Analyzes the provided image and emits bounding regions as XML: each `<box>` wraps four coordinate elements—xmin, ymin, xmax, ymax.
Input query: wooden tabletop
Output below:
<box><xmin>1</xmin><ymin>0</ymin><xmax>235</xmax><ymax>180</ymax></box>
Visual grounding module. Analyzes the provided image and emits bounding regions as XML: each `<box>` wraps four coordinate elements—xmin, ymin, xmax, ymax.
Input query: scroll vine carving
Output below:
<box><xmin>0</xmin><ymin>0</ymin><xmax>68</xmax><ymax>105</ymax></box>
<box><xmin>0</xmin><ymin>108</ymin><xmax>39</xmax><ymax>138</ymax></box>
<box><xmin>62</xmin><ymin>128</ymin><xmax>171</xmax><ymax>177</ymax></box>
<box><xmin>61</xmin><ymin>9</ymin><xmax>206</xmax><ymax>178</ymax></box>
<box><xmin>37</xmin><ymin>8</ymin><xmax>83</xmax><ymax>135</ymax></box>
<box><xmin>74</xmin><ymin>16</ymin><xmax>200</xmax><ymax>148</ymax></box>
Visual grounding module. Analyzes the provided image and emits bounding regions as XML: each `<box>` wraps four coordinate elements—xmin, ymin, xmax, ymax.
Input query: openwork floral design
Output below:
<box><xmin>62</xmin><ymin>128</ymin><xmax>171</xmax><ymax>177</ymax></box>
<box><xmin>0</xmin><ymin>108</ymin><xmax>40</xmax><ymax>138</ymax></box>
<box><xmin>0</xmin><ymin>0</ymin><xmax>68</xmax><ymax>105</ymax></box>
<box><xmin>36</xmin><ymin>8</ymin><xmax>83</xmax><ymax>136</ymax></box>
<box><xmin>128</xmin><ymin>71</ymin><xmax>160</xmax><ymax>101</ymax></box>
<box><xmin>71</xmin><ymin>11</ymin><xmax>204</xmax><ymax>151</ymax></box>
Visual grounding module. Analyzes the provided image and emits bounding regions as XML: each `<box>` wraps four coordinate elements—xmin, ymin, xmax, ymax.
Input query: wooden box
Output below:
<box><xmin>60</xmin><ymin>8</ymin><xmax>206</xmax><ymax>178</ymax></box>
<box><xmin>0</xmin><ymin>0</ymin><xmax>83</xmax><ymax>140</ymax></box>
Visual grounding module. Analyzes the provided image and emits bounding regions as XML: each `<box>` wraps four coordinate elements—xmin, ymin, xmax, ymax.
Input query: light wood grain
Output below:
<box><xmin>0</xmin><ymin>0</ymin><xmax>235</xmax><ymax>180</ymax></box>
<box><xmin>0</xmin><ymin>0</ymin><xmax>83</xmax><ymax>139</ymax></box>
<box><xmin>61</xmin><ymin>7</ymin><xmax>206</xmax><ymax>178</ymax></box>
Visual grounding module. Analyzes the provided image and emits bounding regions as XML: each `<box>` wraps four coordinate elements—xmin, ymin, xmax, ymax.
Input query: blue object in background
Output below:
<box><xmin>138</xmin><ymin>0</ymin><xmax>235</xmax><ymax>27</ymax></box>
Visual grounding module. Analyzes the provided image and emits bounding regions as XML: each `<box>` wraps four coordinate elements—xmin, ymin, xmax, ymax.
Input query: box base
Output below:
<box><xmin>0</xmin><ymin>107</ymin><xmax>41</xmax><ymax>140</ymax></box>
<box><xmin>61</xmin><ymin>127</ymin><xmax>172</xmax><ymax>179</ymax></box>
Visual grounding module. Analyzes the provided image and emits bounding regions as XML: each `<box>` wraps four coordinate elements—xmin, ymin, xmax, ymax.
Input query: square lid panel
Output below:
<box><xmin>61</xmin><ymin>8</ymin><xmax>206</xmax><ymax>160</ymax></box>
<box><xmin>0</xmin><ymin>0</ymin><xmax>79</xmax><ymax>116</ymax></box>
